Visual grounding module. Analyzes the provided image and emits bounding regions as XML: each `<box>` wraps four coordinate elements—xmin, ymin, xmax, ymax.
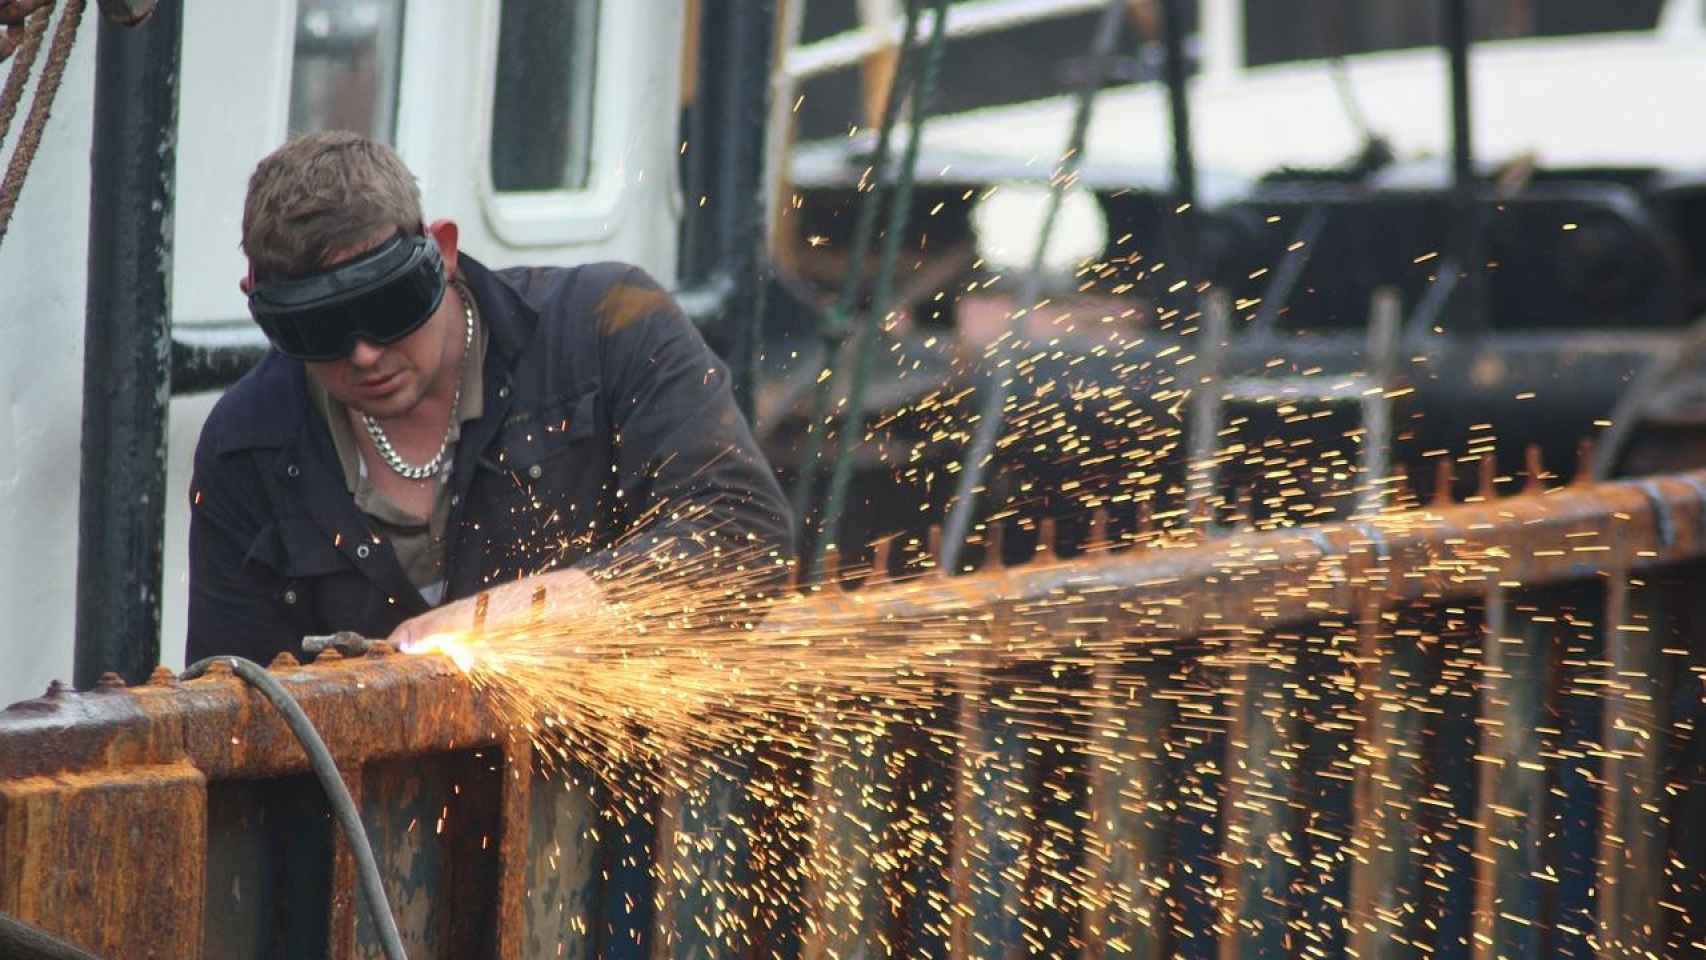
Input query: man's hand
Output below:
<box><xmin>389</xmin><ymin>567</ymin><xmax>602</xmax><ymax>654</ymax></box>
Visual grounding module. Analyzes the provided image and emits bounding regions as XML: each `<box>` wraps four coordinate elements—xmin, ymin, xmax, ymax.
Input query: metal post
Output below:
<box><xmin>1159</xmin><ymin>0</ymin><xmax>1196</xmax><ymax>212</ymax></box>
<box><xmin>1443</xmin><ymin>0</ymin><xmax>1483</xmax><ymax>332</ymax></box>
<box><xmin>1218</xmin><ymin>627</ymin><xmax>1299</xmax><ymax>960</ymax></box>
<box><xmin>1471</xmin><ymin>586</ymin><xmax>1547</xmax><ymax>960</ymax></box>
<box><xmin>1445</xmin><ymin>0</ymin><xmax>1472</xmax><ymax>201</ymax></box>
<box><xmin>679</xmin><ymin>0</ymin><xmax>774</xmax><ymax>420</ymax></box>
<box><xmin>74</xmin><ymin>0</ymin><xmax>181</xmax><ymax>689</ymax></box>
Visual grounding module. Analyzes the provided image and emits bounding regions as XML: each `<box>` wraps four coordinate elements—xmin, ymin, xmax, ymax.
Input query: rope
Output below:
<box><xmin>0</xmin><ymin>0</ymin><xmax>84</xmax><ymax>248</ymax></box>
<box><xmin>0</xmin><ymin>10</ymin><xmax>49</xmax><ymax>142</ymax></box>
<box><xmin>182</xmin><ymin>656</ymin><xmax>410</xmax><ymax>960</ymax></box>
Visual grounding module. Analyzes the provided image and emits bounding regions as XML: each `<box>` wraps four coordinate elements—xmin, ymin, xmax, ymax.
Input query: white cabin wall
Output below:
<box><xmin>159</xmin><ymin>0</ymin><xmax>304</xmax><ymax>681</ymax></box>
<box><xmin>3</xmin><ymin>0</ymin><xmax>688</xmax><ymax>705</ymax></box>
<box><xmin>0</xmin><ymin>27</ymin><xmax>95</xmax><ymax>706</ymax></box>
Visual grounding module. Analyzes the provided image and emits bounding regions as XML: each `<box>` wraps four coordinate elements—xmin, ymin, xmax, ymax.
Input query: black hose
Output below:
<box><xmin>0</xmin><ymin>913</ymin><xmax>104</xmax><ymax>960</ymax></box>
<box><xmin>181</xmin><ymin>656</ymin><xmax>407</xmax><ymax>960</ymax></box>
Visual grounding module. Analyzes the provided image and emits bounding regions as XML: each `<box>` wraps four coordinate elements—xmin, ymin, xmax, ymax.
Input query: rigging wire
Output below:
<box><xmin>812</xmin><ymin>0</ymin><xmax>954</xmax><ymax>578</ymax></box>
<box><xmin>938</xmin><ymin>0</ymin><xmax>1130</xmax><ymax>574</ymax></box>
<box><xmin>786</xmin><ymin>0</ymin><xmax>927</xmax><ymax>544</ymax></box>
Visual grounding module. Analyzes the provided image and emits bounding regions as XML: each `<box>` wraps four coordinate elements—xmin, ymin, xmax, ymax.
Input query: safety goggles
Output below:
<box><xmin>247</xmin><ymin>231</ymin><xmax>447</xmax><ymax>362</ymax></box>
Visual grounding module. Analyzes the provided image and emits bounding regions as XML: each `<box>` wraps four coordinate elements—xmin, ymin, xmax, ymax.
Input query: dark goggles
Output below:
<box><xmin>247</xmin><ymin>232</ymin><xmax>447</xmax><ymax>362</ymax></box>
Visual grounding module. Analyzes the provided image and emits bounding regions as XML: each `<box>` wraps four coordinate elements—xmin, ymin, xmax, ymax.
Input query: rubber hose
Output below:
<box><xmin>0</xmin><ymin>912</ymin><xmax>104</xmax><ymax>960</ymax></box>
<box><xmin>182</xmin><ymin>656</ymin><xmax>408</xmax><ymax>960</ymax></box>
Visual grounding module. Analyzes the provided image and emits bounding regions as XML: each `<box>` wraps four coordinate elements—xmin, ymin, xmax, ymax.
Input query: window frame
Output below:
<box><xmin>475</xmin><ymin>0</ymin><xmax>627</xmax><ymax>248</ymax></box>
<box><xmin>285</xmin><ymin>0</ymin><xmax>409</xmax><ymax>146</ymax></box>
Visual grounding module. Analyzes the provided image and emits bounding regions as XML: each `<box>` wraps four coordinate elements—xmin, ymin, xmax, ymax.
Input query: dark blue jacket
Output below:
<box><xmin>186</xmin><ymin>257</ymin><xmax>793</xmax><ymax>664</ymax></box>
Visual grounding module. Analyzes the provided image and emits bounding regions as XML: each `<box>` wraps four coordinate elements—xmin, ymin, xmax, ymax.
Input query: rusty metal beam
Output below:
<box><xmin>6</xmin><ymin>469</ymin><xmax>1706</xmax><ymax>957</ymax></box>
<box><xmin>1596</xmin><ymin>571</ymin><xmax>1668</xmax><ymax>956</ymax></box>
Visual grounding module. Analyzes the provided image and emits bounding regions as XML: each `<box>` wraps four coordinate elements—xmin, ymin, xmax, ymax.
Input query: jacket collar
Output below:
<box><xmin>459</xmin><ymin>254</ymin><xmax>539</xmax><ymax>376</ymax></box>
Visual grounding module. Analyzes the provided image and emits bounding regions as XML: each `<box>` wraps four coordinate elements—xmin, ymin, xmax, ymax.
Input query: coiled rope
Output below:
<box><xmin>0</xmin><ymin>0</ymin><xmax>86</xmax><ymax>247</ymax></box>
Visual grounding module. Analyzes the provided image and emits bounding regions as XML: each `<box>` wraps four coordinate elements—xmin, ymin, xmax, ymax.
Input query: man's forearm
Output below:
<box><xmin>391</xmin><ymin>566</ymin><xmax>601</xmax><ymax>650</ymax></box>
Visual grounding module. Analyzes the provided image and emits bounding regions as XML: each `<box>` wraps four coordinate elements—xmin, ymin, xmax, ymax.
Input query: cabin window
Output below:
<box><xmin>287</xmin><ymin>0</ymin><xmax>406</xmax><ymax>143</ymax></box>
<box><xmin>490</xmin><ymin>0</ymin><xmax>601</xmax><ymax>192</ymax></box>
<box><xmin>1244</xmin><ymin>0</ymin><xmax>1665</xmax><ymax>68</ymax></box>
<box><xmin>794</xmin><ymin>1</ymin><xmax>1200</xmax><ymax>144</ymax></box>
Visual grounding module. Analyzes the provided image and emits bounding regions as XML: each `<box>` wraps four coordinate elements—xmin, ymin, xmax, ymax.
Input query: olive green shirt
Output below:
<box><xmin>308</xmin><ymin>316</ymin><xmax>487</xmax><ymax>606</ymax></box>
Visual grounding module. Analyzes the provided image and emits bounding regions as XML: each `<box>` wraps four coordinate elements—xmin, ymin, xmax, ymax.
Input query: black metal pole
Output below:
<box><xmin>1445</xmin><ymin>0</ymin><xmax>1472</xmax><ymax>199</ymax></box>
<box><xmin>1443</xmin><ymin>0</ymin><xmax>1483</xmax><ymax>331</ymax></box>
<box><xmin>1158</xmin><ymin>0</ymin><xmax>1198</xmax><ymax>289</ymax></box>
<box><xmin>1159</xmin><ymin>0</ymin><xmax>1196</xmax><ymax>212</ymax></box>
<box><xmin>74</xmin><ymin>0</ymin><xmax>181</xmax><ymax>689</ymax></box>
<box><xmin>679</xmin><ymin>0</ymin><xmax>774</xmax><ymax>421</ymax></box>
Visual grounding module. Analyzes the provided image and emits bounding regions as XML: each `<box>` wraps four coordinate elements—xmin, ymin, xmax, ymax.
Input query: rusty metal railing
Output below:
<box><xmin>5</xmin><ymin>461</ymin><xmax>1706</xmax><ymax>957</ymax></box>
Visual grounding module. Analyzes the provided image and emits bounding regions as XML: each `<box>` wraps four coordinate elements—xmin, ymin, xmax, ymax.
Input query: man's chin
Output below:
<box><xmin>342</xmin><ymin>380</ymin><xmax>420</xmax><ymax>418</ymax></box>
<box><xmin>353</xmin><ymin>396</ymin><xmax>417</xmax><ymax>420</ymax></box>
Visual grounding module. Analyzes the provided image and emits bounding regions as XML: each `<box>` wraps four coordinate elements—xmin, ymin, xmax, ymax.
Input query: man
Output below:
<box><xmin>187</xmin><ymin>132</ymin><xmax>793</xmax><ymax>664</ymax></box>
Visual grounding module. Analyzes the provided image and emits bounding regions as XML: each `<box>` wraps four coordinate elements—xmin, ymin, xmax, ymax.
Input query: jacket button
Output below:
<box><xmin>356</xmin><ymin>544</ymin><xmax>372</xmax><ymax>559</ymax></box>
<box><xmin>498</xmin><ymin>385</ymin><xmax>511</xmax><ymax>399</ymax></box>
<box><xmin>283</xmin><ymin>588</ymin><xmax>298</xmax><ymax>605</ymax></box>
<box><xmin>450</xmin><ymin>494</ymin><xmax>461</xmax><ymax>507</ymax></box>
<box><xmin>286</xmin><ymin>464</ymin><xmax>301</xmax><ymax>478</ymax></box>
<box><xmin>528</xmin><ymin>464</ymin><xmax>543</xmax><ymax>480</ymax></box>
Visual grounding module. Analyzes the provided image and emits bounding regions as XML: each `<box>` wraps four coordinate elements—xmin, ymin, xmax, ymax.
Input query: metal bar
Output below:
<box><xmin>1358</xmin><ymin>287</ymin><xmax>1402</xmax><ymax>515</ymax></box>
<box><xmin>1080</xmin><ymin>656</ymin><xmax>1169</xmax><ymax>960</ymax></box>
<box><xmin>1187</xmin><ymin>291</ymin><xmax>1230</xmax><ymax>526</ymax></box>
<box><xmin>788</xmin><ymin>0</ymin><xmax>923</xmax><ymax>538</ymax></box>
<box><xmin>1442</xmin><ymin>0</ymin><xmax>1484</xmax><ymax>334</ymax></box>
<box><xmin>950</xmin><ymin>681</ymin><xmax>1032</xmax><ymax>957</ymax></box>
<box><xmin>1159</xmin><ymin>0</ymin><xmax>1196</xmax><ymax>213</ymax></box>
<box><xmin>1595</xmin><ymin>571</ymin><xmax>1666</xmax><ymax>957</ymax></box>
<box><xmin>326</xmin><ymin>763</ymin><xmax>364</xmax><ymax>960</ymax></box>
<box><xmin>1249</xmin><ymin>206</ymin><xmax>1328</xmax><ymax>336</ymax></box>
<box><xmin>1217</xmin><ymin>627</ymin><xmax>1298</xmax><ymax>960</ymax></box>
<box><xmin>801</xmin><ymin>705</ymin><xmax>896</xmax><ymax>959</ymax></box>
<box><xmin>9</xmin><ymin>465</ymin><xmax>1706</xmax><ymax>954</ymax></box>
<box><xmin>1346</xmin><ymin>587</ymin><xmax>1426</xmax><ymax>957</ymax></box>
<box><xmin>1445</xmin><ymin>0</ymin><xmax>1472</xmax><ymax>208</ymax></box>
<box><xmin>1471</xmin><ymin>586</ymin><xmax>1547</xmax><ymax>960</ymax></box>
<box><xmin>494</xmin><ymin>740</ymin><xmax>533</xmax><ymax>960</ymax></box>
<box><xmin>938</xmin><ymin>0</ymin><xmax>1129</xmax><ymax>574</ymax></box>
<box><xmin>813</xmin><ymin>0</ymin><xmax>951</xmax><ymax>573</ymax></box>
<box><xmin>677</xmin><ymin>0</ymin><xmax>775</xmax><ymax>420</ymax></box>
<box><xmin>73</xmin><ymin>0</ymin><xmax>181</xmax><ymax>689</ymax></box>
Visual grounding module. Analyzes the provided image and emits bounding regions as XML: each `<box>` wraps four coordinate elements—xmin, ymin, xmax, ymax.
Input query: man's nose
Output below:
<box><xmin>347</xmin><ymin>339</ymin><xmax>385</xmax><ymax>367</ymax></box>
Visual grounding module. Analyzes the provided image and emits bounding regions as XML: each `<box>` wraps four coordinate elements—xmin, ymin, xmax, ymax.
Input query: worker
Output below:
<box><xmin>186</xmin><ymin>132</ymin><xmax>793</xmax><ymax>664</ymax></box>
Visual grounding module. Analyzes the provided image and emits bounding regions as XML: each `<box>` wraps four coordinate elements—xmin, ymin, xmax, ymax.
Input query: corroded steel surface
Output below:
<box><xmin>0</xmin><ymin>647</ymin><xmax>518</xmax><ymax>959</ymax></box>
<box><xmin>1</xmin><ymin>467</ymin><xmax>1704</xmax><ymax>957</ymax></box>
<box><xmin>0</xmin><ymin>646</ymin><xmax>503</xmax><ymax>782</ymax></box>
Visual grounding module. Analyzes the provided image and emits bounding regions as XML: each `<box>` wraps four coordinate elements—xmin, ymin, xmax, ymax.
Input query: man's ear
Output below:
<box><xmin>238</xmin><ymin>270</ymin><xmax>252</xmax><ymax>295</ymax></box>
<box><xmin>428</xmin><ymin>219</ymin><xmax>460</xmax><ymax>278</ymax></box>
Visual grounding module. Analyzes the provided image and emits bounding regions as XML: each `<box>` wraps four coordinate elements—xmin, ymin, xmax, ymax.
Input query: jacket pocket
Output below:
<box><xmin>472</xmin><ymin>385</ymin><xmax>607</xmax><ymax>570</ymax></box>
<box><xmin>244</xmin><ymin>522</ymin><xmax>353</xmax><ymax>626</ymax></box>
<box><xmin>244</xmin><ymin>522</ymin><xmax>347</xmax><ymax>578</ymax></box>
<box><xmin>482</xmin><ymin>385</ymin><xmax>600</xmax><ymax>480</ymax></box>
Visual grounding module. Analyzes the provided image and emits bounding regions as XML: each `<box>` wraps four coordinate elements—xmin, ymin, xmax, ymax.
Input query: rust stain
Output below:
<box><xmin>594</xmin><ymin>279</ymin><xmax>674</xmax><ymax>337</ymax></box>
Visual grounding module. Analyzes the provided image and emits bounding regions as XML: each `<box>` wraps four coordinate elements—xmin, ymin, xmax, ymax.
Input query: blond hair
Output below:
<box><xmin>241</xmin><ymin>131</ymin><xmax>422</xmax><ymax>281</ymax></box>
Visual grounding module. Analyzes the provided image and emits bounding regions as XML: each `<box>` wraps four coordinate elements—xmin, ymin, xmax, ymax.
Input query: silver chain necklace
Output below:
<box><xmin>361</xmin><ymin>289</ymin><xmax>475</xmax><ymax>481</ymax></box>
